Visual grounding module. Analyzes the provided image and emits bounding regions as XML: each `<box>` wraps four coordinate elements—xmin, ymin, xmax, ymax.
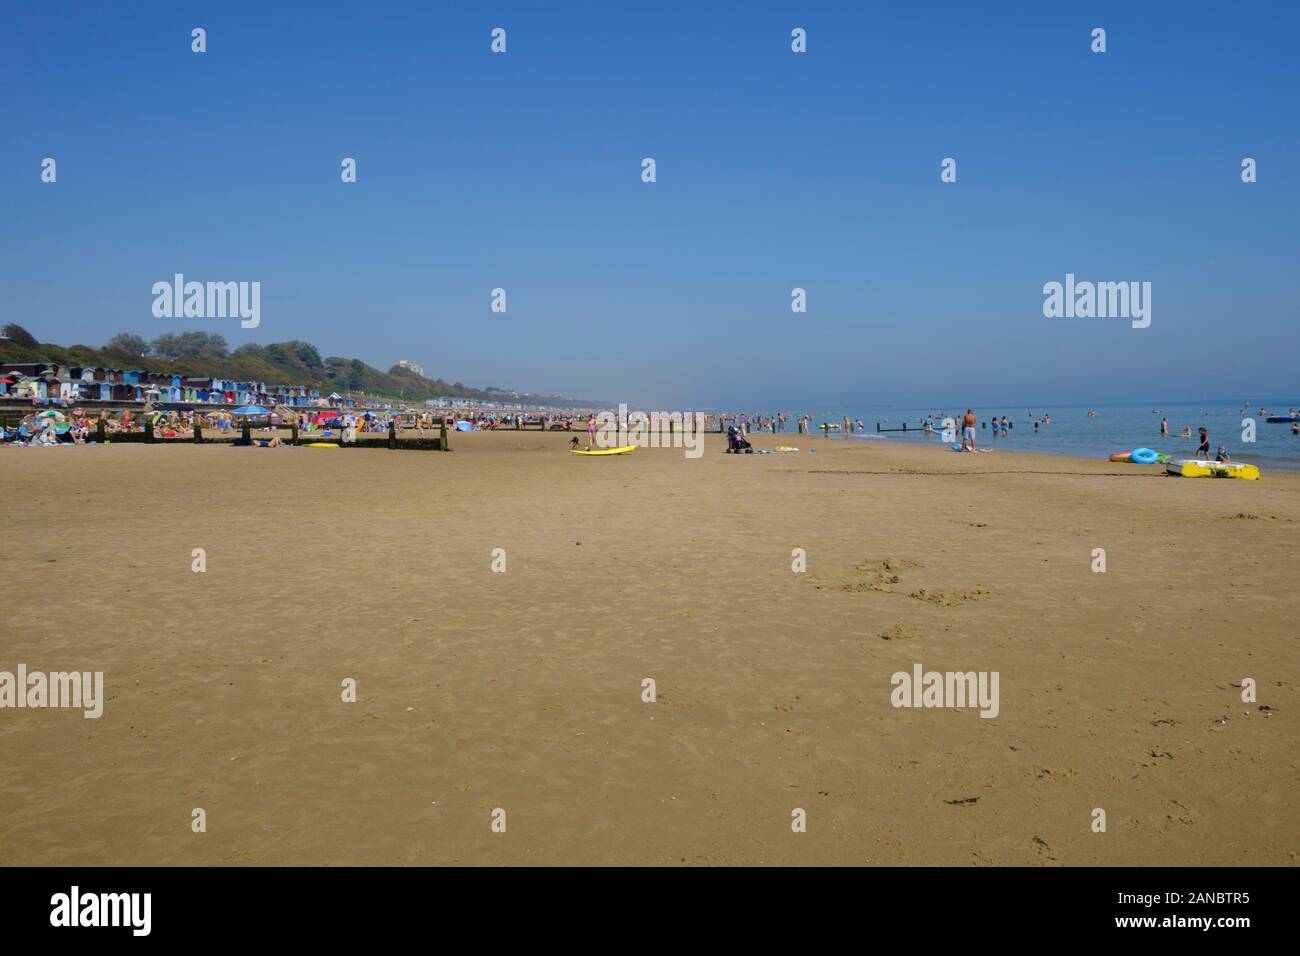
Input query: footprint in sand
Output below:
<box><xmin>832</xmin><ymin>558</ymin><xmax>921</xmax><ymax>592</ymax></box>
<box><xmin>815</xmin><ymin>558</ymin><xmax>990</xmax><ymax>606</ymax></box>
<box><xmin>907</xmin><ymin>587</ymin><xmax>988</xmax><ymax>606</ymax></box>
<box><xmin>878</xmin><ymin>623</ymin><xmax>920</xmax><ymax>641</ymax></box>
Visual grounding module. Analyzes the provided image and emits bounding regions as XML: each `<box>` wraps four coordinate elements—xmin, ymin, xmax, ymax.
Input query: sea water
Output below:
<box><xmin>783</xmin><ymin>400</ymin><xmax>1300</xmax><ymax>470</ymax></box>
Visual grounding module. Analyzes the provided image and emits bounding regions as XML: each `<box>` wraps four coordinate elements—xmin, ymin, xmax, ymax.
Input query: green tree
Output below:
<box><xmin>347</xmin><ymin>359</ymin><xmax>366</xmax><ymax>389</ymax></box>
<box><xmin>324</xmin><ymin>357</ymin><xmax>349</xmax><ymax>381</ymax></box>
<box><xmin>151</xmin><ymin>333</ymin><xmax>182</xmax><ymax>359</ymax></box>
<box><xmin>2</xmin><ymin>324</ymin><xmax>39</xmax><ymax>349</ymax></box>
<box><xmin>202</xmin><ymin>333</ymin><xmax>229</xmax><ymax>357</ymax></box>
<box><xmin>106</xmin><ymin>332</ymin><xmax>150</xmax><ymax>356</ymax></box>
<box><xmin>291</xmin><ymin>341</ymin><xmax>323</xmax><ymax>368</ymax></box>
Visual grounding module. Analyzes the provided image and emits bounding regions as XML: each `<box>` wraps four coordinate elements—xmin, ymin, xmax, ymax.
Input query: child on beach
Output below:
<box><xmin>1196</xmin><ymin>427</ymin><xmax>1210</xmax><ymax>460</ymax></box>
<box><xmin>586</xmin><ymin>414</ymin><xmax>596</xmax><ymax>450</ymax></box>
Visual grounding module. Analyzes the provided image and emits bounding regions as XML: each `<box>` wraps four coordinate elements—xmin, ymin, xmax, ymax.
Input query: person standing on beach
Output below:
<box><xmin>1196</xmin><ymin>426</ymin><xmax>1210</xmax><ymax>460</ymax></box>
<box><xmin>586</xmin><ymin>413</ymin><xmax>596</xmax><ymax>450</ymax></box>
<box><xmin>962</xmin><ymin>408</ymin><xmax>977</xmax><ymax>451</ymax></box>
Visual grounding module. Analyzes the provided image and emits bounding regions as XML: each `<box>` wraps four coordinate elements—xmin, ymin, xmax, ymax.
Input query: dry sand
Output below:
<box><xmin>1</xmin><ymin>430</ymin><xmax>1296</xmax><ymax>865</ymax></box>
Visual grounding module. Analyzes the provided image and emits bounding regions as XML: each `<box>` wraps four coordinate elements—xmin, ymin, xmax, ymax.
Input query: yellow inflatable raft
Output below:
<box><xmin>1166</xmin><ymin>459</ymin><xmax>1260</xmax><ymax>480</ymax></box>
<box><xmin>572</xmin><ymin>445</ymin><xmax>636</xmax><ymax>456</ymax></box>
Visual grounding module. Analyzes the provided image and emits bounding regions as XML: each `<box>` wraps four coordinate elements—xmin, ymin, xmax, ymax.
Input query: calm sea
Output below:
<box><xmin>773</xmin><ymin>400</ymin><xmax>1300</xmax><ymax>471</ymax></box>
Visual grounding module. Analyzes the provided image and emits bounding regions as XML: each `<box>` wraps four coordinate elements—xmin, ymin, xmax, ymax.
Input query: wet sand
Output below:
<box><xmin>1</xmin><ymin>430</ymin><xmax>1295</xmax><ymax>865</ymax></box>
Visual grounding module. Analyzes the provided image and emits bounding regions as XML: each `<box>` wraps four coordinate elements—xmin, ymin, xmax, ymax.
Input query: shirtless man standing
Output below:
<box><xmin>963</xmin><ymin>408</ymin><xmax>977</xmax><ymax>451</ymax></box>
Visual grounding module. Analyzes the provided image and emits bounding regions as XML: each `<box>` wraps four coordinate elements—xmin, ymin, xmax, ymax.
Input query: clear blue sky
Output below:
<box><xmin>2</xmin><ymin>1</ymin><xmax>1296</xmax><ymax>408</ymax></box>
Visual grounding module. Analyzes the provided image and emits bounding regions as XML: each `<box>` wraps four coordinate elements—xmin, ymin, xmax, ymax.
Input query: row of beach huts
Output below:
<box><xmin>0</xmin><ymin>362</ymin><xmax>349</xmax><ymax>409</ymax></box>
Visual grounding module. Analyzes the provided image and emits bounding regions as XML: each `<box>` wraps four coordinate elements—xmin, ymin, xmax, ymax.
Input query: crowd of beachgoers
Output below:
<box><xmin>0</xmin><ymin>404</ymin><xmax>611</xmax><ymax>447</ymax></box>
<box><xmin>9</xmin><ymin>402</ymin><xmax>1295</xmax><ymax>455</ymax></box>
<box><xmin>0</xmin><ymin>406</ymin><xmax>421</xmax><ymax>446</ymax></box>
<box><xmin>0</xmin><ymin>405</ymin><xmax>1030</xmax><ymax>447</ymax></box>
<box><xmin>714</xmin><ymin>411</ymin><xmax>1058</xmax><ymax>435</ymax></box>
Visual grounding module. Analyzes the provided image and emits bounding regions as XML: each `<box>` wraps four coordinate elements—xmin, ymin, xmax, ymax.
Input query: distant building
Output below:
<box><xmin>396</xmin><ymin>359</ymin><xmax>424</xmax><ymax>376</ymax></box>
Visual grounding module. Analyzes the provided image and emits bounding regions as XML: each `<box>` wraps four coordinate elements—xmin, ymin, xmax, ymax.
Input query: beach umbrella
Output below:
<box><xmin>37</xmin><ymin>409</ymin><xmax>66</xmax><ymax>420</ymax></box>
<box><xmin>232</xmin><ymin>404</ymin><xmax>271</xmax><ymax>416</ymax></box>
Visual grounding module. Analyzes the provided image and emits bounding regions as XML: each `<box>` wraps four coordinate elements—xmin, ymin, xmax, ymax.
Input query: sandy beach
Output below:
<box><xmin>1</xmin><ymin>432</ymin><xmax>1295</xmax><ymax>866</ymax></box>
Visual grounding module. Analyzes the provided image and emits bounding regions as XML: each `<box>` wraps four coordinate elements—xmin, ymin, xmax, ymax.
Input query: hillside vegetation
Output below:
<box><xmin>0</xmin><ymin>324</ymin><xmax>599</xmax><ymax>408</ymax></box>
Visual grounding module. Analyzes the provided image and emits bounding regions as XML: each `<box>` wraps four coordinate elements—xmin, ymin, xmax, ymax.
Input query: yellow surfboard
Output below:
<box><xmin>572</xmin><ymin>445</ymin><xmax>636</xmax><ymax>456</ymax></box>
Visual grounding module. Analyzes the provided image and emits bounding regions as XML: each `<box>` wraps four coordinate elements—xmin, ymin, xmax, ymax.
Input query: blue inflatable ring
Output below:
<box><xmin>1130</xmin><ymin>447</ymin><xmax>1159</xmax><ymax>464</ymax></box>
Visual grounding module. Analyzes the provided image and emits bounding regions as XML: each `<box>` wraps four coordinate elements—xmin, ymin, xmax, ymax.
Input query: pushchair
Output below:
<box><xmin>726</xmin><ymin>425</ymin><xmax>753</xmax><ymax>453</ymax></box>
